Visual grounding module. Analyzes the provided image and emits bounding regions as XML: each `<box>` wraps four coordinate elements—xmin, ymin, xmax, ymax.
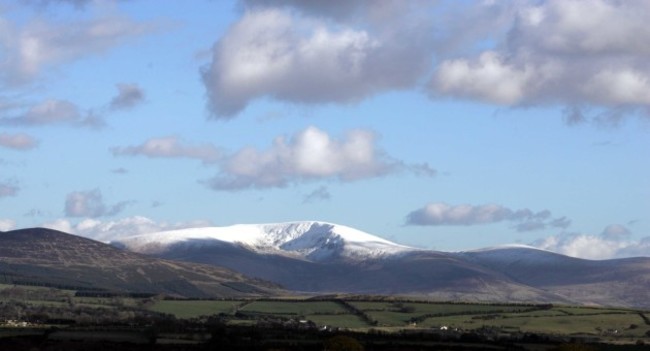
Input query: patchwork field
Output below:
<box><xmin>146</xmin><ymin>298</ymin><xmax>650</xmax><ymax>340</ymax></box>
<box><xmin>2</xmin><ymin>283</ymin><xmax>650</xmax><ymax>348</ymax></box>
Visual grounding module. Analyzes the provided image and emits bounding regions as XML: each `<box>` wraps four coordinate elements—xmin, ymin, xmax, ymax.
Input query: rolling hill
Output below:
<box><xmin>458</xmin><ymin>246</ymin><xmax>650</xmax><ymax>308</ymax></box>
<box><xmin>0</xmin><ymin>228</ymin><xmax>282</xmax><ymax>298</ymax></box>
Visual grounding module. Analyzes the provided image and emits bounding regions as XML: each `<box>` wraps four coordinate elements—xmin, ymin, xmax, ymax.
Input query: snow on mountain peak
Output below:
<box><xmin>457</xmin><ymin>244</ymin><xmax>574</xmax><ymax>265</ymax></box>
<box><xmin>113</xmin><ymin>221</ymin><xmax>414</xmax><ymax>261</ymax></box>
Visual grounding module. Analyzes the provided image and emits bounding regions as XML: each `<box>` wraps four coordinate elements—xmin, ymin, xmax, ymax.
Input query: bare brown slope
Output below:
<box><xmin>0</xmin><ymin>228</ymin><xmax>281</xmax><ymax>298</ymax></box>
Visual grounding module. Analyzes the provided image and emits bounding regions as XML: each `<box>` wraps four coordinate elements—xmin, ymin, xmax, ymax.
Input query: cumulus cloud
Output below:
<box><xmin>303</xmin><ymin>186</ymin><xmax>331</xmax><ymax>203</ymax></box>
<box><xmin>209</xmin><ymin>0</ymin><xmax>650</xmax><ymax>122</ymax></box>
<box><xmin>406</xmin><ymin>202</ymin><xmax>569</xmax><ymax>232</ymax></box>
<box><xmin>204</xmin><ymin>126</ymin><xmax>433</xmax><ymax>190</ymax></box>
<box><xmin>0</xmin><ymin>9</ymin><xmax>156</xmax><ymax>85</ymax></box>
<box><xmin>432</xmin><ymin>51</ymin><xmax>540</xmax><ymax>105</ymax></box>
<box><xmin>0</xmin><ymin>133</ymin><xmax>39</xmax><ymax>150</ymax></box>
<box><xmin>533</xmin><ymin>224</ymin><xmax>649</xmax><ymax>259</ymax></box>
<box><xmin>429</xmin><ymin>0</ymin><xmax>650</xmax><ymax>122</ymax></box>
<box><xmin>0</xmin><ymin>182</ymin><xmax>19</xmax><ymax>198</ymax></box>
<box><xmin>43</xmin><ymin>216</ymin><xmax>212</xmax><ymax>242</ymax></box>
<box><xmin>64</xmin><ymin>189</ymin><xmax>132</xmax><ymax>218</ymax></box>
<box><xmin>0</xmin><ymin>219</ymin><xmax>16</xmax><ymax>231</ymax></box>
<box><xmin>202</xmin><ymin>4</ymin><xmax>434</xmax><ymax>118</ymax></box>
<box><xmin>109</xmin><ymin>83</ymin><xmax>145</xmax><ymax>110</ymax></box>
<box><xmin>111</xmin><ymin>136</ymin><xmax>222</xmax><ymax>164</ymax></box>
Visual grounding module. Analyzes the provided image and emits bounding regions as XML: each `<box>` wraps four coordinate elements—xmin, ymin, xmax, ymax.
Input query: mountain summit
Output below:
<box><xmin>114</xmin><ymin>221</ymin><xmax>414</xmax><ymax>262</ymax></box>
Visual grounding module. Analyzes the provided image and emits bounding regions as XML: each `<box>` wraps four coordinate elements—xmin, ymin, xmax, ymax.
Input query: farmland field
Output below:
<box><xmin>241</xmin><ymin>300</ymin><xmax>347</xmax><ymax>315</ymax></box>
<box><xmin>3</xmin><ymin>290</ymin><xmax>650</xmax><ymax>350</ymax></box>
<box><xmin>149</xmin><ymin>300</ymin><xmax>240</xmax><ymax>318</ymax></box>
<box><xmin>141</xmin><ymin>298</ymin><xmax>650</xmax><ymax>340</ymax></box>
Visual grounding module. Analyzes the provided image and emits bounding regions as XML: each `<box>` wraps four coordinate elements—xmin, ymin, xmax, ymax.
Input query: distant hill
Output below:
<box><xmin>112</xmin><ymin>221</ymin><xmax>650</xmax><ymax>308</ymax></box>
<box><xmin>457</xmin><ymin>246</ymin><xmax>650</xmax><ymax>308</ymax></box>
<box><xmin>0</xmin><ymin>228</ymin><xmax>282</xmax><ymax>298</ymax></box>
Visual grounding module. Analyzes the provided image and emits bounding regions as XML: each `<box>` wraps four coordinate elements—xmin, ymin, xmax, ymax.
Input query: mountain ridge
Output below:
<box><xmin>110</xmin><ymin>221</ymin><xmax>650</xmax><ymax>308</ymax></box>
<box><xmin>3</xmin><ymin>222</ymin><xmax>649</xmax><ymax>308</ymax></box>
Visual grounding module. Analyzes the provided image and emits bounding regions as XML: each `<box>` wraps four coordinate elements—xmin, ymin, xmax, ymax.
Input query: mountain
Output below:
<box><xmin>0</xmin><ymin>228</ymin><xmax>281</xmax><ymax>298</ymax></box>
<box><xmin>457</xmin><ymin>245</ymin><xmax>650</xmax><ymax>308</ymax></box>
<box><xmin>114</xmin><ymin>222</ymin><xmax>414</xmax><ymax>261</ymax></box>
<box><xmin>112</xmin><ymin>222</ymin><xmax>579</xmax><ymax>305</ymax></box>
<box><xmin>113</xmin><ymin>222</ymin><xmax>650</xmax><ymax>308</ymax></box>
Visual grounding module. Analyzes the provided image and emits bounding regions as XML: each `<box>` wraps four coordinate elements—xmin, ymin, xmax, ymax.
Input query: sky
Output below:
<box><xmin>0</xmin><ymin>0</ymin><xmax>649</xmax><ymax>260</ymax></box>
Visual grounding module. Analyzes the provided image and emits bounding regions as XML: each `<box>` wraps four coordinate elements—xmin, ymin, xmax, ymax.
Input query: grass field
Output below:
<box><xmin>418</xmin><ymin>309</ymin><xmax>649</xmax><ymax>337</ymax></box>
<box><xmin>149</xmin><ymin>300</ymin><xmax>240</xmax><ymax>318</ymax></box>
<box><xmin>143</xmin><ymin>298</ymin><xmax>650</xmax><ymax>341</ymax></box>
<box><xmin>241</xmin><ymin>300</ymin><xmax>347</xmax><ymax>315</ymax></box>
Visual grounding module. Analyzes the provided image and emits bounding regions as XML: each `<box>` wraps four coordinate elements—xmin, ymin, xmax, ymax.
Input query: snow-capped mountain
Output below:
<box><xmin>113</xmin><ymin>221</ymin><xmax>415</xmax><ymax>262</ymax></box>
<box><xmin>108</xmin><ymin>221</ymin><xmax>650</xmax><ymax>308</ymax></box>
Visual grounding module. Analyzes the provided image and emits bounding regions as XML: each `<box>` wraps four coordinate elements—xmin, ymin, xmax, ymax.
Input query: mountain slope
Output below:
<box><xmin>113</xmin><ymin>222</ymin><xmax>650</xmax><ymax>308</ymax></box>
<box><xmin>113</xmin><ymin>222</ymin><xmax>574</xmax><ymax>304</ymax></box>
<box><xmin>458</xmin><ymin>246</ymin><xmax>650</xmax><ymax>308</ymax></box>
<box><xmin>0</xmin><ymin>228</ymin><xmax>281</xmax><ymax>298</ymax></box>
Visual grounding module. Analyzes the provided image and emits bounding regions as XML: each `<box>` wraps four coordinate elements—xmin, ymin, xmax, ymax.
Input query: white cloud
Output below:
<box><xmin>205</xmin><ymin>126</ymin><xmax>431</xmax><ymax>190</ymax></box>
<box><xmin>533</xmin><ymin>224</ymin><xmax>649</xmax><ymax>259</ymax></box>
<box><xmin>202</xmin><ymin>6</ymin><xmax>433</xmax><ymax>118</ymax></box>
<box><xmin>509</xmin><ymin>0</ymin><xmax>650</xmax><ymax>56</ymax></box>
<box><xmin>583</xmin><ymin>69</ymin><xmax>650</xmax><ymax>105</ymax></box>
<box><xmin>41</xmin><ymin>216</ymin><xmax>212</xmax><ymax>242</ymax></box>
<box><xmin>0</xmin><ymin>9</ymin><xmax>156</xmax><ymax>85</ymax></box>
<box><xmin>0</xmin><ymin>132</ymin><xmax>39</xmax><ymax>150</ymax></box>
<box><xmin>0</xmin><ymin>219</ymin><xmax>16</xmax><ymax>231</ymax></box>
<box><xmin>406</xmin><ymin>202</ymin><xmax>569</xmax><ymax>232</ymax></box>
<box><xmin>202</xmin><ymin>0</ymin><xmax>650</xmax><ymax>121</ymax></box>
<box><xmin>109</xmin><ymin>83</ymin><xmax>145</xmax><ymax>110</ymax></box>
<box><xmin>111</xmin><ymin>136</ymin><xmax>221</xmax><ymax>164</ymax></box>
<box><xmin>431</xmin><ymin>51</ymin><xmax>541</xmax><ymax>105</ymax></box>
<box><xmin>64</xmin><ymin>189</ymin><xmax>132</xmax><ymax>218</ymax></box>
<box><xmin>430</xmin><ymin>0</ymin><xmax>650</xmax><ymax>121</ymax></box>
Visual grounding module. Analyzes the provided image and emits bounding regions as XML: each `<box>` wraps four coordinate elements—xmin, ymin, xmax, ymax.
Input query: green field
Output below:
<box><xmin>3</xmin><ymin>282</ymin><xmax>650</xmax><ymax>343</ymax></box>
<box><xmin>241</xmin><ymin>300</ymin><xmax>347</xmax><ymax>315</ymax></box>
<box><xmin>149</xmin><ymin>300</ymin><xmax>240</xmax><ymax>318</ymax></box>
<box><xmin>142</xmin><ymin>298</ymin><xmax>650</xmax><ymax>341</ymax></box>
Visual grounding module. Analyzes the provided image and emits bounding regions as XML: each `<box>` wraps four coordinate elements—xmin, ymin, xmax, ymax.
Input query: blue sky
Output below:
<box><xmin>0</xmin><ymin>0</ymin><xmax>649</xmax><ymax>259</ymax></box>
